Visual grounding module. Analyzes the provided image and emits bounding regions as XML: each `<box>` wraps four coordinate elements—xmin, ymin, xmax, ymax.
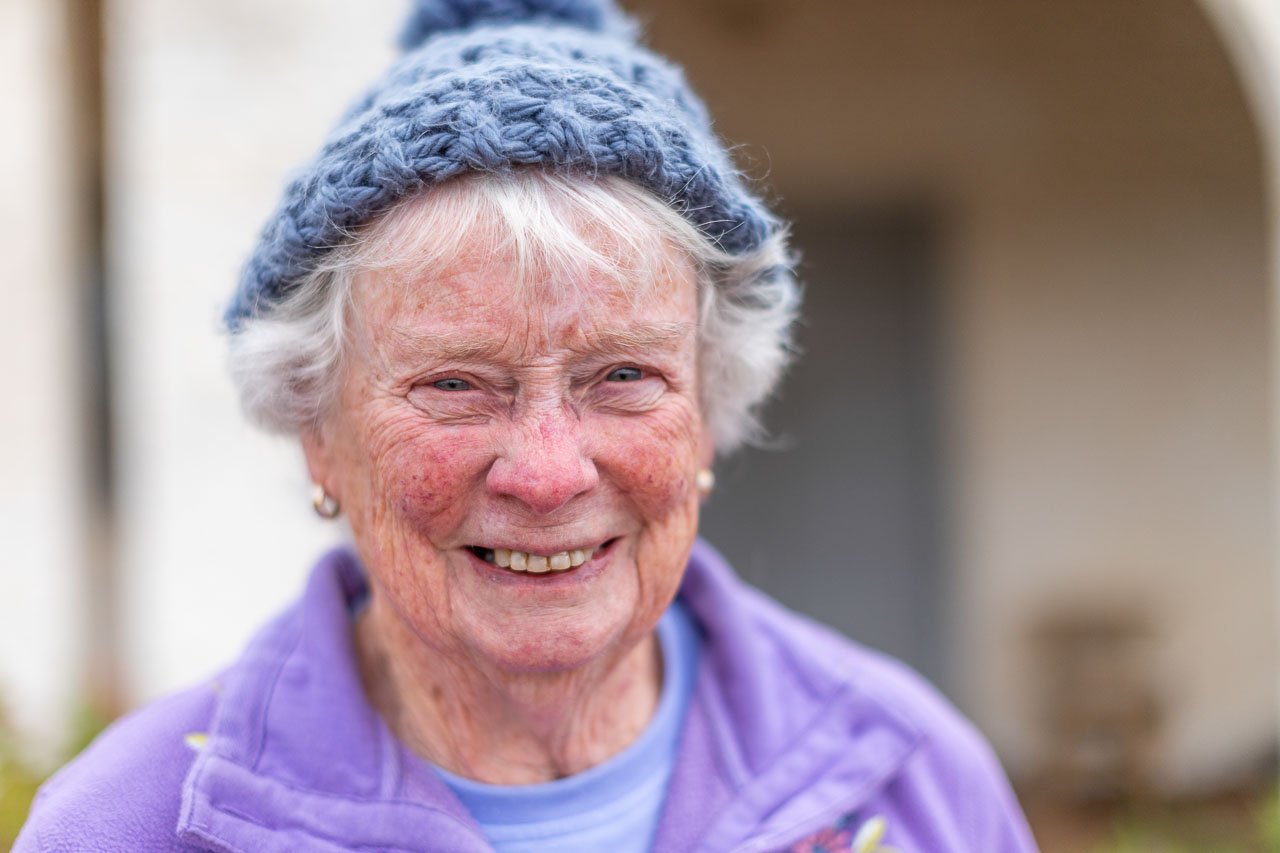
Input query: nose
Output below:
<box><xmin>486</xmin><ymin>408</ymin><xmax>600</xmax><ymax>516</ymax></box>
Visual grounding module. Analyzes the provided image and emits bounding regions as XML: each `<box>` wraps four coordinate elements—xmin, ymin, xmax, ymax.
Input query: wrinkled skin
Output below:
<box><xmin>301</xmin><ymin>234</ymin><xmax>711</xmax><ymax>782</ymax></box>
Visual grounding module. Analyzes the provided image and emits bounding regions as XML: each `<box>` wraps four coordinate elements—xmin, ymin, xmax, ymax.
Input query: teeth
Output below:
<box><xmin>480</xmin><ymin>547</ymin><xmax>597</xmax><ymax>572</ymax></box>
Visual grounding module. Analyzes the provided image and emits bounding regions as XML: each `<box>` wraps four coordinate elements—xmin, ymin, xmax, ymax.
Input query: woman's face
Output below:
<box><xmin>305</xmin><ymin>227</ymin><xmax>709</xmax><ymax>676</ymax></box>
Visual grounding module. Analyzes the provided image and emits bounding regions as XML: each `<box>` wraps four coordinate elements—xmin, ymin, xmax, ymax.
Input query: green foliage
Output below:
<box><xmin>1258</xmin><ymin>790</ymin><xmax>1280</xmax><ymax>852</ymax></box>
<box><xmin>62</xmin><ymin>704</ymin><xmax>112</xmax><ymax>760</ymax></box>
<box><xmin>0</xmin><ymin>700</ymin><xmax>110</xmax><ymax>851</ymax></box>
<box><xmin>0</xmin><ymin>718</ymin><xmax>44</xmax><ymax>851</ymax></box>
<box><xmin>0</xmin><ymin>751</ymin><xmax>43</xmax><ymax>850</ymax></box>
<box><xmin>1093</xmin><ymin>791</ymin><xmax>1280</xmax><ymax>853</ymax></box>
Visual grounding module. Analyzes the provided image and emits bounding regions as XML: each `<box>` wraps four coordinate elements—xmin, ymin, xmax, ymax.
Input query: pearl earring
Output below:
<box><xmin>312</xmin><ymin>484</ymin><xmax>341</xmax><ymax>519</ymax></box>
<box><xmin>695</xmin><ymin>468</ymin><xmax>715</xmax><ymax>496</ymax></box>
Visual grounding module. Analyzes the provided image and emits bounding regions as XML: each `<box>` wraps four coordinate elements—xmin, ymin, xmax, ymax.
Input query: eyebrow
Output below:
<box><xmin>568</xmin><ymin>322</ymin><xmax>693</xmax><ymax>355</ymax></box>
<box><xmin>384</xmin><ymin>329</ymin><xmax>508</xmax><ymax>362</ymax></box>
<box><xmin>383</xmin><ymin>321</ymin><xmax>694</xmax><ymax>363</ymax></box>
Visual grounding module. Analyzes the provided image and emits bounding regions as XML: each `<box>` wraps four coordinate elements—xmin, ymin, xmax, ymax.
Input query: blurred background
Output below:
<box><xmin>4</xmin><ymin>0</ymin><xmax>1280</xmax><ymax>849</ymax></box>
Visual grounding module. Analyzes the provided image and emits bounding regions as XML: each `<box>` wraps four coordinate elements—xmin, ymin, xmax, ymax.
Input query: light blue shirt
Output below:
<box><xmin>436</xmin><ymin>601</ymin><xmax>700</xmax><ymax>853</ymax></box>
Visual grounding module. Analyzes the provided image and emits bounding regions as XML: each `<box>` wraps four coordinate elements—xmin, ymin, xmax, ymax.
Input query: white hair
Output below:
<box><xmin>227</xmin><ymin>170</ymin><xmax>798</xmax><ymax>454</ymax></box>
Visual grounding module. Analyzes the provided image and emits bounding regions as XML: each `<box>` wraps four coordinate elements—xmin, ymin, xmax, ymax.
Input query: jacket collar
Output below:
<box><xmin>178</xmin><ymin>549</ymin><xmax>490</xmax><ymax>851</ymax></box>
<box><xmin>179</xmin><ymin>543</ymin><xmax>921</xmax><ymax>852</ymax></box>
<box><xmin>654</xmin><ymin>540</ymin><xmax>923</xmax><ymax>852</ymax></box>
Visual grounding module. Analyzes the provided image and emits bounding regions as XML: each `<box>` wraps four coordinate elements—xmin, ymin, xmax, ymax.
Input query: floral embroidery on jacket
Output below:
<box><xmin>788</xmin><ymin>813</ymin><xmax>897</xmax><ymax>853</ymax></box>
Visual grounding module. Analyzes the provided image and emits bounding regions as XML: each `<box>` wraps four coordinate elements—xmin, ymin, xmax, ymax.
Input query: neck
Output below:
<box><xmin>355</xmin><ymin>598</ymin><xmax>663</xmax><ymax>784</ymax></box>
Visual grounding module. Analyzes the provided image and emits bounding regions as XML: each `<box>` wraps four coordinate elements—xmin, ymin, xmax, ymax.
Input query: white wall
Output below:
<box><xmin>0</xmin><ymin>0</ymin><xmax>88</xmax><ymax>759</ymax></box>
<box><xmin>954</xmin><ymin>162</ymin><xmax>1273</xmax><ymax>789</ymax></box>
<box><xmin>108</xmin><ymin>0</ymin><xmax>404</xmax><ymax>703</ymax></box>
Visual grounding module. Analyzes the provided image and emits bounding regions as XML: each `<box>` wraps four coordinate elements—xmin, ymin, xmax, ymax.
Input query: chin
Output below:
<box><xmin>465</xmin><ymin>609</ymin><xmax>637</xmax><ymax>675</ymax></box>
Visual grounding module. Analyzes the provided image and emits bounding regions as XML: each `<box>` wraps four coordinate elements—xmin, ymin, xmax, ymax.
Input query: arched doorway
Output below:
<box><xmin>638</xmin><ymin>0</ymin><xmax>1277</xmax><ymax>794</ymax></box>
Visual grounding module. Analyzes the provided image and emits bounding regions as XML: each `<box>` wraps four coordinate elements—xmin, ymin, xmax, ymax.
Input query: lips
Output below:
<box><xmin>467</xmin><ymin>539</ymin><xmax>615</xmax><ymax>574</ymax></box>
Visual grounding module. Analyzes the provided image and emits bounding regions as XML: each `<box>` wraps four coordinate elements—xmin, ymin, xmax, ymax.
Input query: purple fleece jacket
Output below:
<box><xmin>16</xmin><ymin>541</ymin><xmax>1038</xmax><ymax>852</ymax></box>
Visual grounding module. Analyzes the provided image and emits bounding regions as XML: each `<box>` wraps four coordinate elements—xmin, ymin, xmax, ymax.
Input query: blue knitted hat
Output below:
<box><xmin>225</xmin><ymin>0</ymin><xmax>779</xmax><ymax>329</ymax></box>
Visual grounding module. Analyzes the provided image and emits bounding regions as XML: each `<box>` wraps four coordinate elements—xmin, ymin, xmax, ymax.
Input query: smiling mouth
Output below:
<box><xmin>467</xmin><ymin>540</ymin><xmax>616</xmax><ymax>574</ymax></box>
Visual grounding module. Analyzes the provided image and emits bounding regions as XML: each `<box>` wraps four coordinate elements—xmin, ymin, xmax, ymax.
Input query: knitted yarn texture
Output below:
<box><xmin>225</xmin><ymin>0</ymin><xmax>780</xmax><ymax>328</ymax></box>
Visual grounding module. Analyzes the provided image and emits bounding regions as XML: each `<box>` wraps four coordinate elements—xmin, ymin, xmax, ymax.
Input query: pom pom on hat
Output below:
<box><xmin>397</xmin><ymin>0</ymin><xmax>628</xmax><ymax>51</ymax></box>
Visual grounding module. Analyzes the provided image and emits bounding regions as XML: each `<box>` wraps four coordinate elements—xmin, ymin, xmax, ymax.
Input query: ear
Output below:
<box><xmin>300</xmin><ymin>426</ymin><xmax>338</xmax><ymax>498</ymax></box>
<box><xmin>698</xmin><ymin>424</ymin><xmax>715</xmax><ymax>469</ymax></box>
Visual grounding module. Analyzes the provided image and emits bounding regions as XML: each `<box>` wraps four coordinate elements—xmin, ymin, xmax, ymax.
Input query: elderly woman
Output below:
<box><xmin>19</xmin><ymin>1</ymin><xmax>1036</xmax><ymax>851</ymax></box>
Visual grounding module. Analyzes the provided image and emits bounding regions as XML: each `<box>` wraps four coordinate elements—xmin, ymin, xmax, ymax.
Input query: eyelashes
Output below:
<box><xmin>408</xmin><ymin>364</ymin><xmax>666</xmax><ymax>418</ymax></box>
<box><xmin>605</xmin><ymin>366</ymin><xmax>644</xmax><ymax>382</ymax></box>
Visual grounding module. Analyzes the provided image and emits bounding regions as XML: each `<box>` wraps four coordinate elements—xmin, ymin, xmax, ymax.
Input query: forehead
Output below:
<box><xmin>360</xmin><ymin>253</ymin><xmax>696</xmax><ymax>339</ymax></box>
<box><xmin>345</xmin><ymin>174</ymin><xmax>702</xmax><ymax>353</ymax></box>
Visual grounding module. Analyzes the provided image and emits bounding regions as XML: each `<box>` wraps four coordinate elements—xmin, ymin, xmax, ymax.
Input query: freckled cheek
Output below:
<box><xmin>362</xmin><ymin>429</ymin><xmax>493</xmax><ymax>532</ymax></box>
<box><xmin>593</xmin><ymin>413</ymin><xmax>701</xmax><ymax>514</ymax></box>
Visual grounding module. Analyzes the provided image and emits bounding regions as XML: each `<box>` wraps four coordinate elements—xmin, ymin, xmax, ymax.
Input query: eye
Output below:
<box><xmin>605</xmin><ymin>366</ymin><xmax>644</xmax><ymax>382</ymax></box>
<box><xmin>432</xmin><ymin>378</ymin><xmax>473</xmax><ymax>391</ymax></box>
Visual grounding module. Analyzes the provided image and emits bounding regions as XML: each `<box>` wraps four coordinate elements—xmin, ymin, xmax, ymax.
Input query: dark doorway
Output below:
<box><xmin>699</xmin><ymin>204</ymin><xmax>949</xmax><ymax>689</ymax></box>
